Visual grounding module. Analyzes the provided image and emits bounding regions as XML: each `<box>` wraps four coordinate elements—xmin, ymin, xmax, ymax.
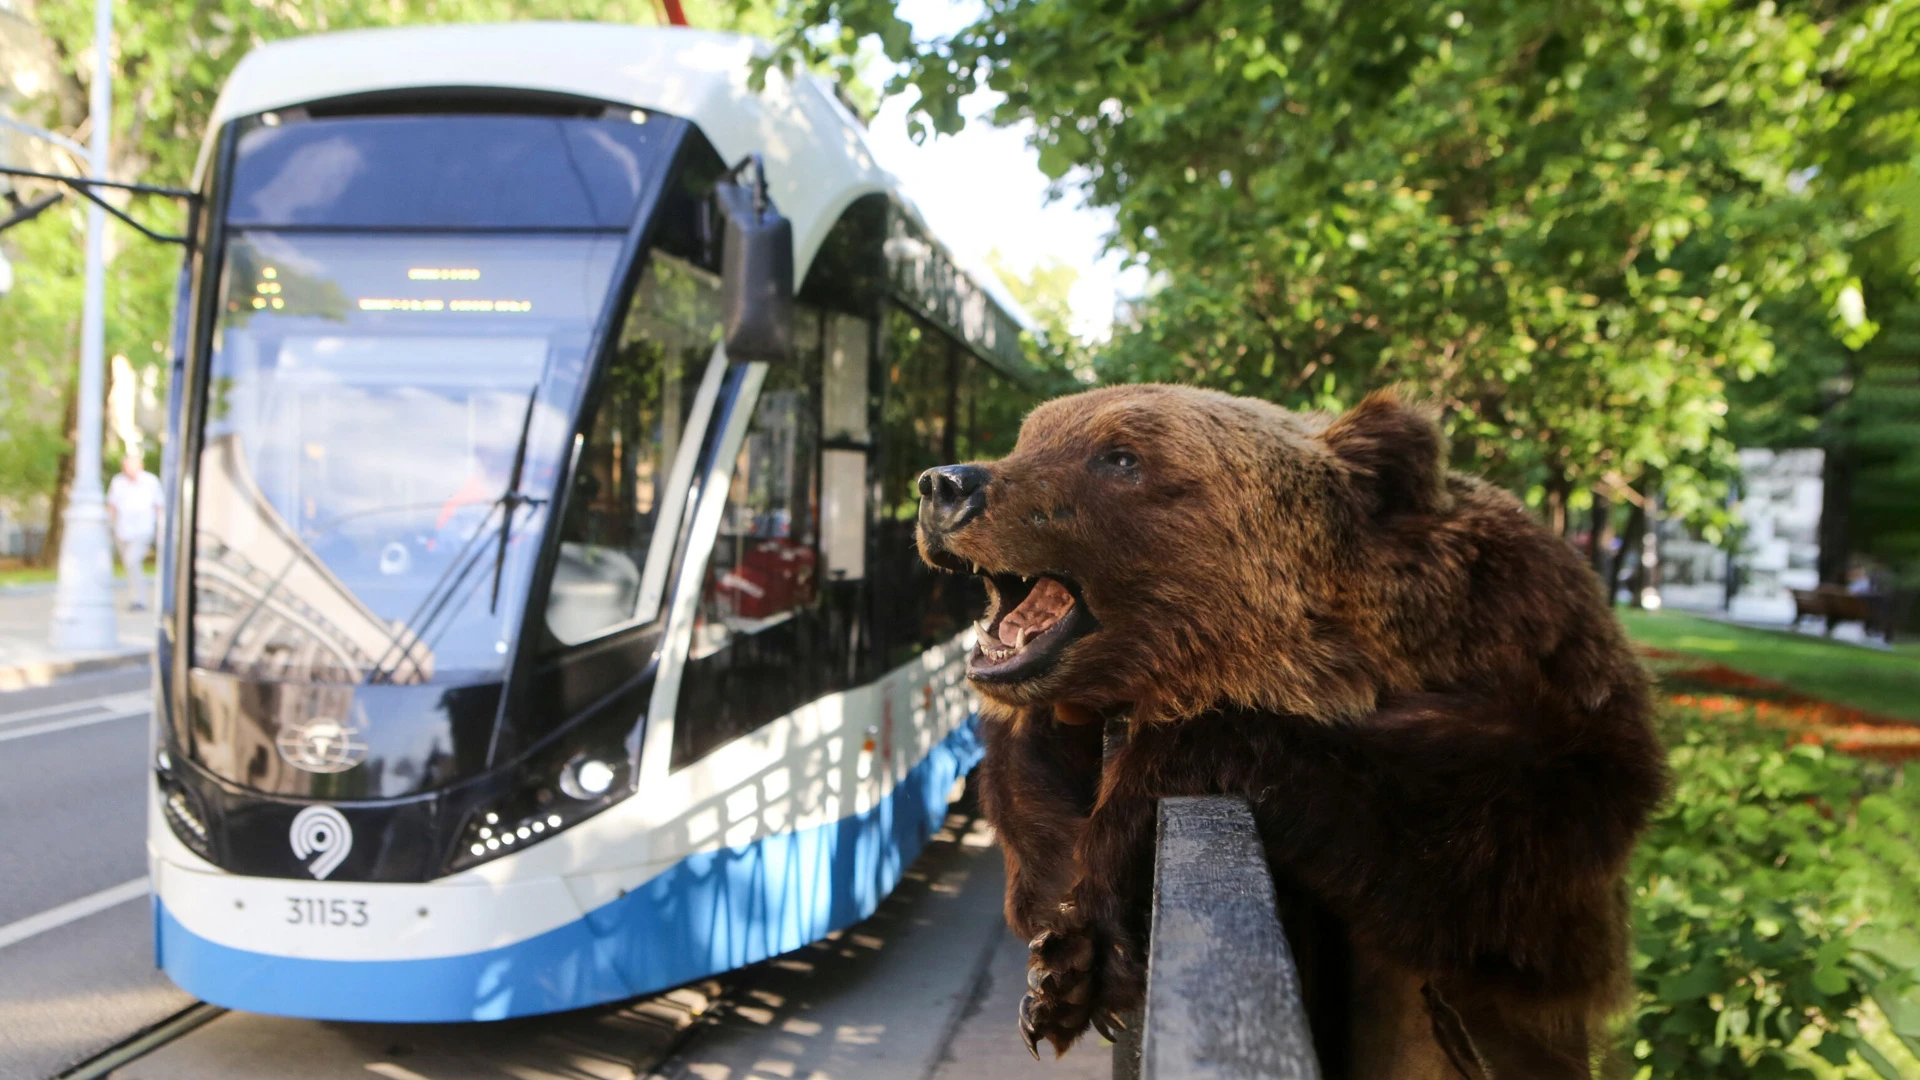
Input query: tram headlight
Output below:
<box><xmin>445</xmin><ymin>744</ymin><xmax>635</xmax><ymax>873</ymax></box>
<box><xmin>562</xmin><ymin>755</ymin><xmax>617</xmax><ymax>799</ymax></box>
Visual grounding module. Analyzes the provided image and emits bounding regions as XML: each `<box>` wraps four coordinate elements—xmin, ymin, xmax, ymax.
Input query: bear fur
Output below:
<box><xmin>914</xmin><ymin>385</ymin><xmax>1666</xmax><ymax>1078</ymax></box>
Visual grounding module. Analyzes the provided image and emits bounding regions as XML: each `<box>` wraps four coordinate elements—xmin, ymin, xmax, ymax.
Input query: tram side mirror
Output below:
<box><xmin>715</xmin><ymin>156</ymin><xmax>794</xmax><ymax>366</ymax></box>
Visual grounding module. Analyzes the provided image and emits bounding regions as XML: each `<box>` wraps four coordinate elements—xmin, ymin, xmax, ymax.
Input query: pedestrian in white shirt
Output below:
<box><xmin>106</xmin><ymin>453</ymin><xmax>164</xmax><ymax>611</ymax></box>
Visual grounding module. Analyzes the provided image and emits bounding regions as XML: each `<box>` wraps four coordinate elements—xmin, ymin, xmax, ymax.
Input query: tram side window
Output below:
<box><xmin>877</xmin><ymin>306</ymin><xmax>978</xmax><ymax>668</ymax></box>
<box><xmin>820</xmin><ymin>313</ymin><xmax>871</xmax><ymax>584</ymax></box>
<box><xmin>696</xmin><ymin>325</ymin><xmax>822</xmax><ymax>657</ymax></box>
<box><xmin>955</xmin><ymin>358</ymin><xmax>1025</xmax><ymax>463</ymax></box>
<box><xmin>873</xmin><ymin>308</ymin><xmax>1038</xmax><ymax>669</ymax></box>
<box><xmin>543</xmin><ymin>252</ymin><xmax>720</xmax><ymax>648</ymax></box>
<box><xmin>671</xmin><ymin>310</ymin><xmax>826</xmax><ymax>768</ymax></box>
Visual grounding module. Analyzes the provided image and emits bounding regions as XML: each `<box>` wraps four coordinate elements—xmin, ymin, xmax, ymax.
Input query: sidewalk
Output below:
<box><xmin>656</xmin><ymin>810</ymin><xmax>1112</xmax><ymax>1080</ymax></box>
<box><xmin>0</xmin><ymin>582</ymin><xmax>155</xmax><ymax>691</ymax></box>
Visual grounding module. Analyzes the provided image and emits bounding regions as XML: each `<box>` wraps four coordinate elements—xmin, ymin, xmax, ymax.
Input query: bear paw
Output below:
<box><xmin>1017</xmin><ymin>912</ymin><xmax>1133</xmax><ymax>1058</ymax></box>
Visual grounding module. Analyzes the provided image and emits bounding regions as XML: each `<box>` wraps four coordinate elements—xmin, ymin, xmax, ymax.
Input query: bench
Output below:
<box><xmin>1790</xmin><ymin>587</ymin><xmax>1898</xmax><ymax>642</ymax></box>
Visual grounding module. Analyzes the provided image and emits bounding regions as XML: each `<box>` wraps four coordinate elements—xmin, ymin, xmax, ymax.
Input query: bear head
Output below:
<box><xmin>916</xmin><ymin>384</ymin><xmax>1453</xmax><ymax>723</ymax></box>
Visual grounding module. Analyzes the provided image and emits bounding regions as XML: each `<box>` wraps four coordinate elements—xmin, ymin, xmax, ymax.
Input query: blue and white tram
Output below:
<box><xmin>148</xmin><ymin>23</ymin><xmax>1037</xmax><ymax>1022</ymax></box>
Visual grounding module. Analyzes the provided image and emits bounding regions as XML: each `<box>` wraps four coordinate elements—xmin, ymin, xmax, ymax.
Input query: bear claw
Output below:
<box><xmin>1018</xmin><ymin>995</ymin><xmax>1043</xmax><ymax>1060</ymax></box>
<box><xmin>1018</xmin><ymin>922</ymin><xmax>1107</xmax><ymax>1056</ymax></box>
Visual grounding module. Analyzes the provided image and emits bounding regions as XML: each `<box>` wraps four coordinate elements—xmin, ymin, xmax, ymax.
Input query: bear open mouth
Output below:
<box><xmin>969</xmin><ymin>571</ymin><xmax>1095</xmax><ymax>684</ymax></box>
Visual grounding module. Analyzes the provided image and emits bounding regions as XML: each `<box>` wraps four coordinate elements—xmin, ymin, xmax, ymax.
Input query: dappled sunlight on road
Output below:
<box><xmin>655</xmin><ymin>807</ymin><xmax>1077</xmax><ymax>1080</ymax></box>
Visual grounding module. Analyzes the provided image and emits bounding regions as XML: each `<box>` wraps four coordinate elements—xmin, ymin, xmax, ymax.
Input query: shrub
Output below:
<box><xmin>1626</xmin><ymin>709</ymin><xmax>1920</xmax><ymax>1078</ymax></box>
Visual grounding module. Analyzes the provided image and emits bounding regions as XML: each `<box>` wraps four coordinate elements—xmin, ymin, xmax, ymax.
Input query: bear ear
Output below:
<box><xmin>1318</xmin><ymin>389</ymin><xmax>1448</xmax><ymax>517</ymax></box>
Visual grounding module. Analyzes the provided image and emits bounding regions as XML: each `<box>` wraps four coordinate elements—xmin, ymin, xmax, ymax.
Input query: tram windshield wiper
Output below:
<box><xmin>490</xmin><ymin>387</ymin><xmax>544</xmax><ymax>615</ymax></box>
<box><xmin>361</xmin><ymin>384</ymin><xmax>547</xmax><ymax>684</ymax></box>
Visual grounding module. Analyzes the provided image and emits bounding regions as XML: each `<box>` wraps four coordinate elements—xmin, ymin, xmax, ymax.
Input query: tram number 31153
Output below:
<box><xmin>287</xmin><ymin>897</ymin><xmax>370</xmax><ymax>927</ymax></box>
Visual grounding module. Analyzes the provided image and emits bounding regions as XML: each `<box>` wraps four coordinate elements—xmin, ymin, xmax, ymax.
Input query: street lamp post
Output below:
<box><xmin>47</xmin><ymin>0</ymin><xmax>119</xmax><ymax>653</ymax></box>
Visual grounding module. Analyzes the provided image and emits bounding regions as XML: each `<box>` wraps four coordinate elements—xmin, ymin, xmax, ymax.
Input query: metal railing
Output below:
<box><xmin>1113</xmin><ymin>796</ymin><xmax>1323</xmax><ymax>1080</ymax></box>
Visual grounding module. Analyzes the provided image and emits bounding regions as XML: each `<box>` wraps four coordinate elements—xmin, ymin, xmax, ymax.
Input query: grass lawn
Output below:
<box><xmin>0</xmin><ymin>563</ymin><xmax>148</xmax><ymax>590</ymax></box>
<box><xmin>0</xmin><ymin>565</ymin><xmax>59</xmax><ymax>589</ymax></box>
<box><xmin>1619</xmin><ymin>608</ymin><xmax>1920</xmax><ymax>723</ymax></box>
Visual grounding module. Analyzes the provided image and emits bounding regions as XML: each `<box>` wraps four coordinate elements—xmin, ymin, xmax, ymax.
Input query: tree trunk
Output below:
<box><xmin>1611</xmin><ymin>501</ymin><xmax>1648</xmax><ymax>607</ymax></box>
<box><xmin>1722</xmin><ymin>530</ymin><xmax>1741</xmax><ymax>608</ymax></box>
<box><xmin>1817</xmin><ymin>444</ymin><xmax>1853</xmax><ymax>586</ymax></box>
<box><xmin>1544</xmin><ymin>474</ymin><xmax>1571</xmax><ymax>538</ymax></box>
<box><xmin>1587</xmin><ymin>491</ymin><xmax>1613</xmax><ymax>579</ymax></box>
<box><xmin>36</xmin><ymin>379</ymin><xmax>80</xmax><ymax>568</ymax></box>
<box><xmin>1642</xmin><ymin>493</ymin><xmax>1663</xmax><ymax>602</ymax></box>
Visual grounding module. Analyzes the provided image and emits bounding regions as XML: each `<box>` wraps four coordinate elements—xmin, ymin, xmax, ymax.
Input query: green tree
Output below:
<box><xmin>1717</xmin><ymin>4</ymin><xmax>1920</xmax><ymax>588</ymax></box>
<box><xmin>985</xmin><ymin>247</ymin><xmax>1095</xmax><ymax>386</ymax></box>
<box><xmin>766</xmin><ymin>0</ymin><xmax>1920</xmax><ymax>550</ymax></box>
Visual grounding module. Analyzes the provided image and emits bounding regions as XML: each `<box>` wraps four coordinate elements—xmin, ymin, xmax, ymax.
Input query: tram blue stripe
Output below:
<box><xmin>156</xmin><ymin>713</ymin><xmax>985</xmax><ymax>1022</ymax></box>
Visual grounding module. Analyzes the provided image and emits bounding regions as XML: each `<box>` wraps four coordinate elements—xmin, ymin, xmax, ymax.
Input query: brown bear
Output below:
<box><xmin>914</xmin><ymin>385</ymin><xmax>1666</xmax><ymax>1078</ymax></box>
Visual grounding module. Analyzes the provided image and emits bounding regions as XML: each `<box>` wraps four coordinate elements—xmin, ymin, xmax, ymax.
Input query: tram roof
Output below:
<box><xmin>198</xmin><ymin>23</ymin><xmax>1040</xmax><ymax>375</ymax></box>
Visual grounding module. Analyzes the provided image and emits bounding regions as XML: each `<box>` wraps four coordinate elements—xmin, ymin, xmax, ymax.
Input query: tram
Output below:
<box><xmin>145</xmin><ymin>23</ymin><xmax>1036</xmax><ymax>1022</ymax></box>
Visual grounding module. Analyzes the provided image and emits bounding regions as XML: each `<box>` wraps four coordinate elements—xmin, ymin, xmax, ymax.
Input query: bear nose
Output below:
<box><xmin>917</xmin><ymin>464</ymin><xmax>990</xmax><ymax>533</ymax></box>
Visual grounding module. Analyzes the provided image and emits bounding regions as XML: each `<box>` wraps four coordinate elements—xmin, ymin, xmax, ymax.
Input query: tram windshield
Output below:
<box><xmin>193</xmin><ymin>232</ymin><xmax>620</xmax><ymax>685</ymax></box>
<box><xmin>190</xmin><ymin>113</ymin><xmax>675</xmax><ymax>687</ymax></box>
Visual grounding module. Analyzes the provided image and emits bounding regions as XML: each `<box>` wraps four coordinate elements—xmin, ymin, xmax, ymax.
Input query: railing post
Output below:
<box><xmin>1141</xmin><ymin>796</ymin><xmax>1321</xmax><ymax>1079</ymax></box>
<box><xmin>1111</xmin><ymin>1006</ymin><xmax>1143</xmax><ymax>1080</ymax></box>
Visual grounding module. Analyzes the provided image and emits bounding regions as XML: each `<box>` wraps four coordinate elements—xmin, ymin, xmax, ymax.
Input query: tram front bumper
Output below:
<box><xmin>148</xmin><ymin>710</ymin><xmax>987</xmax><ymax>1022</ymax></box>
<box><xmin>151</xmin><ymin>856</ymin><xmax>620</xmax><ymax>1022</ymax></box>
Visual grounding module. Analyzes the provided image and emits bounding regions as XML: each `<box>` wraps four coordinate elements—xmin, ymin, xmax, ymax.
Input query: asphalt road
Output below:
<box><xmin>0</xmin><ymin>667</ymin><xmax>195</xmax><ymax>1080</ymax></box>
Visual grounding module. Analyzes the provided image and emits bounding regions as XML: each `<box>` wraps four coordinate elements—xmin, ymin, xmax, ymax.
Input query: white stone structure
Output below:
<box><xmin>1659</xmin><ymin>448</ymin><xmax>1825</xmax><ymax>623</ymax></box>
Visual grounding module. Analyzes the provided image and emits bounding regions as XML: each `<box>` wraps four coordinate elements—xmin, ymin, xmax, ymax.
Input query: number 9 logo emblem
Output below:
<box><xmin>290</xmin><ymin>805</ymin><xmax>352</xmax><ymax>880</ymax></box>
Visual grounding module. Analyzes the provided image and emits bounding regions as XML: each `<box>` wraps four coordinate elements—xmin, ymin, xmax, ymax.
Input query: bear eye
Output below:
<box><xmin>1095</xmin><ymin>449</ymin><xmax>1140</xmax><ymax>475</ymax></box>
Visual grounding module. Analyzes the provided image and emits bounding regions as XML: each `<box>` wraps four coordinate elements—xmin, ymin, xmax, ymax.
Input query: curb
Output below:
<box><xmin>0</xmin><ymin>648</ymin><xmax>152</xmax><ymax>692</ymax></box>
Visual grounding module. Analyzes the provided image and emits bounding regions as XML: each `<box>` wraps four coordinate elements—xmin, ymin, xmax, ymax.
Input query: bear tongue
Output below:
<box><xmin>997</xmin><ymin>578</ymin><xmax>1074</xmax><ymax>648</ymax></box>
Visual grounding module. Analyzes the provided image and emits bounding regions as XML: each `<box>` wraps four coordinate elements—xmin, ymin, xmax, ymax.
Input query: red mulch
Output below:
<box><xmin>1637</xmin><ymin>646</ymin><xmax>1920</xmax><ymax>764</ymax></box>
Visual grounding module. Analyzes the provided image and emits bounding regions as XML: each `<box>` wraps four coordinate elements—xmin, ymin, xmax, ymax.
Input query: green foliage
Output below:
<box><xmin>770</xmin><ymin>0</ymin><xmax>1920</xmax><ymax>548</ymax></box>
<box><xmin>985</xmin><ymin>248</ymin><xmax>1097</xmax><ymax>386</ymax></box>
<box><xmin>986</xmin><ymin>249</ymin><xmax>1075</xmax><ymax>340</ymax></box>
<box><xmin>1628</xmin><ymin>713</ymin><xmax>1920</xmax><ymax>1078</ymax></box>
<box><xmin>1844</xmin><ymin>318</ymin><xmax>1920</xmax><ymax>579</ymax></box>
<box><xmin>0</xmin><ymin>210</ymin><xmax>80</xmax><ymax>511</ymax></box>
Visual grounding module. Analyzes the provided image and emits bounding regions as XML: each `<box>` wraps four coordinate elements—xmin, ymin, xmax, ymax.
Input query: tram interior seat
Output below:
<box><xmin>546</xmin><ymin>542</ymin><xmax>642</xmax><ymax>645</ymax></box>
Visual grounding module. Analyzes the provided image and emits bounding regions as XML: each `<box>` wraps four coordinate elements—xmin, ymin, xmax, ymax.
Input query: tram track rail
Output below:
<box><xmin>48</xmin><ymin>1003</ymin><xmax>226</xmax><ymax>1080</ymax></box>
<box><xmin>32</xmin><ymin>982</ymin><xmax>741</xmax><ymax>1080</ymax></box>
